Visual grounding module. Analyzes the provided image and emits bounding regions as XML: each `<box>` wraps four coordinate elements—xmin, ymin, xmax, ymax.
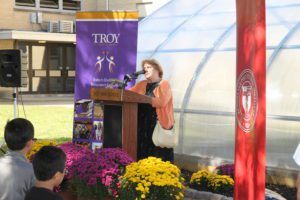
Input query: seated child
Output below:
<box><xmin>0</xmin><ymin>118</ymin><xmax>35</xmax><ymax>200</ymax></box>
<box><xmin>25</xmin><ymin>146</ymin><xmax>66</xmax><ymax>200</ymax></box>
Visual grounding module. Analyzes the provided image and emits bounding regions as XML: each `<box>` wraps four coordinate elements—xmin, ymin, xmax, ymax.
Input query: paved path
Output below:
<box><xmin>184</xmin><ymin>188</ymin><xmax>286</xmax><ymax>200</ymax></box>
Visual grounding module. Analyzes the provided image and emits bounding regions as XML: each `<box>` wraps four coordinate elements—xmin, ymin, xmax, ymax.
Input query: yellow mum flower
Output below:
<box><xmin>26</xmin><ymin>139</ymin><xmax>57</xmax><ymax>160</ymax></box>
<box><xmin>120</xmin><ymin>157</ymin><xmax>185</xmax><ymax>200</ymax></box>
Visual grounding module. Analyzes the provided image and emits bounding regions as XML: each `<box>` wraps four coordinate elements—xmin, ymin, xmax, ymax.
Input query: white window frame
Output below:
<box><xmin>14</xmin><ymin>0</ymin><xmax>81</xmax><ymax>14</ymax></box>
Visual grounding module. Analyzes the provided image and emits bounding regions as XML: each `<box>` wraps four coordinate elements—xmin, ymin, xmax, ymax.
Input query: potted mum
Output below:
<box><xmin>119</xmin><ymin>157</ymin><xmax>185</xmax><ymax>200</ymax></box>
<box><xmin>58</xmin><ymin>143</ymin><xmax>133</xmax><ymax>200</ymax></box>
<box><xmin>207</xmin><ymin>174</ymin><xmax>234</xmax><ymax>194</ymax></box>
<box><xmin>190</xmin><ymin>170</ymin><xmax>210</xmax><ymax>191</ymax></box>
<box><xmin>190</xmin><ymin>169</ymin><xmax>234</xmax><ymax>197</ymax></box>
<box><xmin>27</xmin><ymin>139</ymin><xmax>56</xmax><ymax>161</ymax></box>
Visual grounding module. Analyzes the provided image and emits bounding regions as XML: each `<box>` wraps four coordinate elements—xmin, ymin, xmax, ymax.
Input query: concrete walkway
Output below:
<box><xmin>184</xmin><ymin>188</ymin><xmax>286</xmax><ymax>200</ymax></box>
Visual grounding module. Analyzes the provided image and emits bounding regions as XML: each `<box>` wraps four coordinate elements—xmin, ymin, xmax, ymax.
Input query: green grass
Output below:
<box><xmin>0</xmin><ymin>105</ymin><xmax>74</xmax><ymax>140</ymax></box>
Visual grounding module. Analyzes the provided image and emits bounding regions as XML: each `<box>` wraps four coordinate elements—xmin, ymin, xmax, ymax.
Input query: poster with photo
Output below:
<box><xmin>93</xmin><ymin>121</ymin><xmax>103</xmax><ymax>141</ymax></box>
<box><xmin>93</xmin><ymin>102</ymin><xmax>104</xmax><ymax>119</ymax></box>
<box><xmin>92</xmin><ymin>142</ymin><xmax>103</xmax><ymax>152</ymax></box>
<box><xmin>73</xmin><ymin>121</ymin><xmax>93</xmax><ymax>140</ymax></box>
<box><xmin>74</xmin><ymin>99</ymin><xmax>93</xmax><ymax>118</ymax></box>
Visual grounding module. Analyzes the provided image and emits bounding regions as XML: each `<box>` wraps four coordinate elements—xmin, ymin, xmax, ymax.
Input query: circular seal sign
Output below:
<box><xmin>236</xmin><ymin>69</ymin><xmax>258</xmax><ymax>133</ymax></box>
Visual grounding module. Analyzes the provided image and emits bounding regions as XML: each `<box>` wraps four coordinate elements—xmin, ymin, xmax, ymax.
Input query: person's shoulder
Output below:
<box><xmin>25</xmin><ymin>187</ymin><xmax>63</xmax><ymax>200</ymax></box>
<box><xmin>0</xmin><ymin>152</ymin><xmax>31</xmax><ymax>168</ymax></box>
<box><xmin>53</xmin><ymin>192</ymin><xmax>64</xmax><ymax>200</ymax></box>
<box><xmin>49</xmin><ymin>190</ymin><xmax>64</xmax><ymax>200</ymax></box>
<box><xmin>160</xmin><ymin>79</ymin><xmax>170</xmax><ymax>84</ymax></box>
<box><xmin>18</xmin><ymin>157</ymin><xmax>33</xmax><ymax>171</ymax></box>
<box><xmin>159</xmin><ymin>79</ymin><xmax>171</xmax><ymax>87</ymax></box>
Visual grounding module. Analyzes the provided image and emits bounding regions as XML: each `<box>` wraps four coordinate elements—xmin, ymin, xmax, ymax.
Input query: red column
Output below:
<box><xmin>234</xmin><ymin>0</ymin><xmax>266</xmax><ymax>199</ymax></box>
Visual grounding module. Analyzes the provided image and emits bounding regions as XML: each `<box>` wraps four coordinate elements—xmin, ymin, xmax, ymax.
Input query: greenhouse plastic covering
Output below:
<box><xmin>137</xmin><ymin>0</ymin><xmax>300</xmax><ymax>169</ymax></box>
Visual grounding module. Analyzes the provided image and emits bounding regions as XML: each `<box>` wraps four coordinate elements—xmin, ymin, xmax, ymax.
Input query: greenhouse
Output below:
<box><xmin>1</xmin><ymin>0</ymin><xmax>300</xmax><ymax>199</ymax></box>
<box><xmin>137</xmin><ymin>0</ymin><xmax>300</xmax><ymax>170</ymax></box>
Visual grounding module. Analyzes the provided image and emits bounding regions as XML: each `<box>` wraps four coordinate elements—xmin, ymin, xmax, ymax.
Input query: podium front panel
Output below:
<box><xmin>103</xmin><ymin>105</ymin><xmax>122</xmax><ymax>148</ymax></box>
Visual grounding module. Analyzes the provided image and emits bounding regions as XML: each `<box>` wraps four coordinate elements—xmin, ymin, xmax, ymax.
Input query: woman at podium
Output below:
<box><xmin>130</xmin><ymin>59</ymin><xmax>174</xmax><ymax>162</ymax></box>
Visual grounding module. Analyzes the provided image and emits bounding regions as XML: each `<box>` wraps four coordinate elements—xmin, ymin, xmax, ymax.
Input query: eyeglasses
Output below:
<box><xmin>32</xmin><ymin>138</ymin><xmax>37</xmax><ymax>142</ymax></box>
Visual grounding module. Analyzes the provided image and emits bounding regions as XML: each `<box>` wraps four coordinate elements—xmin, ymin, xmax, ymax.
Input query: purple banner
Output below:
<box><xmin>73</xmin><ymin>11</ymin><xmax>138</xmax><ymax>149</ymax></box>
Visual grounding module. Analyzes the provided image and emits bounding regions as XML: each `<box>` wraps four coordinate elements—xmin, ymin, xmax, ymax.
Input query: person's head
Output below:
<box><xmin>33</xmin><ymin>146</ymin><xmax>66</xmax><ymax>187</ymax></box>
<box><xmin>4</xmin><ymin>118</ymin><xmax>35</xmax><ymax>152</ymax></box>
<box><xmin>142</xmin><ymin>59</ymin><xmax>163</xmax><ymax>81</ymax></box>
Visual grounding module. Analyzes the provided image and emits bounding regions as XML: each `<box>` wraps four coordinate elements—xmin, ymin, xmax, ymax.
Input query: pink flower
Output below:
<box><xmin>57</xmin><ymin>143</ymin><xmax>134</xmax><ymax>197</ymax></box>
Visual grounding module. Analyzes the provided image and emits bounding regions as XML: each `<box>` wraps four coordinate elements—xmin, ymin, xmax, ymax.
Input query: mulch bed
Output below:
<box><xmin>266</xmin><ymin>183</ymin><xmax>296</xmax><ymax>200</ymax></box>
<box><xmin>181</xmin><ymin>169</ymin><xmax>297</xmax><ymax>199</ymax></box>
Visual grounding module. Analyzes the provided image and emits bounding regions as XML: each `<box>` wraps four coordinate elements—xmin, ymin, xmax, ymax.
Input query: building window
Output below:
<box><xmin>16</xmin><ymin>0</ymin><xmax>36</xmax><ymax>7</ymax></box>
<box><xmin>63</xmin><ymin>0</ymin><xmax>80</xmax><ymax>11</ymax></box>
<box><xmin>40</xmin><ymin>0</ymin><xmax>59</xmax><ymax>9</ymax></box>
<box><xmin>15</xmin><ymin>0</ymin><xmax>80</xmax><ymax>12</ymax></box>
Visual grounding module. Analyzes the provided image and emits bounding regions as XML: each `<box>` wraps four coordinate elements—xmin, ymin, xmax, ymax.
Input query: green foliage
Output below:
<box><xmin>69</xmin><ymin>176</ymin><xmax>109</xmax><ymax>200</ymax></box>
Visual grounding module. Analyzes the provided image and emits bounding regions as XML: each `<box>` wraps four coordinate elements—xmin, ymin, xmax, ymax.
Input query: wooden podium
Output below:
<box><xmin>90</xmin><ymin>88</ymin><xmax>151</xmax><ymax>160</ymax></box>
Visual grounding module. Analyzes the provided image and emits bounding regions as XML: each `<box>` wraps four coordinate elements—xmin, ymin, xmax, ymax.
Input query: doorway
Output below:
<box><xmin>19</xmin><ymin>42</ymin><xmax>75</xmax><ymax>93</ymax></box>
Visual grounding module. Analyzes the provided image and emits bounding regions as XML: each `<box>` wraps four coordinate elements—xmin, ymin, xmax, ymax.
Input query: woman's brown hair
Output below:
<box><xmin>142</xmin><ymin>59</ymin><xmax>163</xmax><ymax>78</ymax></box>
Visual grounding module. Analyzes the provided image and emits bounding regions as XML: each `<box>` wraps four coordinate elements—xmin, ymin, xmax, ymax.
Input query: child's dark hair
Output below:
<box><xmin>4</xmin><ymin>118</ymin><xmax>34</xmax><ymax>150</ymax></box>
<box><xmin>33</xmin><ymin>146</ymin><xmax>66</xmax><ymax>181</ymax></box>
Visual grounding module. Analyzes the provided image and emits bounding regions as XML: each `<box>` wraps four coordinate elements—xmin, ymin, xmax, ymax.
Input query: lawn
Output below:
<box><xmin>0</xmin><ymin>104</ymin><xmax>74</xmax><ymax>141</ymax></box>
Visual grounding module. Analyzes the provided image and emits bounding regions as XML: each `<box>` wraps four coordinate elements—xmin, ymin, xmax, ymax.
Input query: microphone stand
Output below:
<box><xmin>120</xmin><ymin>73</ymin><xmax>138</xmax><ymax>89</ymax></box>
<box><xmin>13</xmin><ymin>87</ymin><xmax>17</xmax><ymax>119</ymax></box>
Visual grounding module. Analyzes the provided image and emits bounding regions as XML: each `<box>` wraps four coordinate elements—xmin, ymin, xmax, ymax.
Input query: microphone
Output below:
<box><xmin>121</xmin><ymin>69</ymin><xmax>145</xmax><ymax>89</ymax></box>
<box><xmin>124</xmin><ymin>69</ymin><xmax>145</xmax><ymax>81</ymax></box>
<box><xmin>132</xmin><ymin>69</ymin><xmax>145</xmax><ymax>76</ymax></box>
